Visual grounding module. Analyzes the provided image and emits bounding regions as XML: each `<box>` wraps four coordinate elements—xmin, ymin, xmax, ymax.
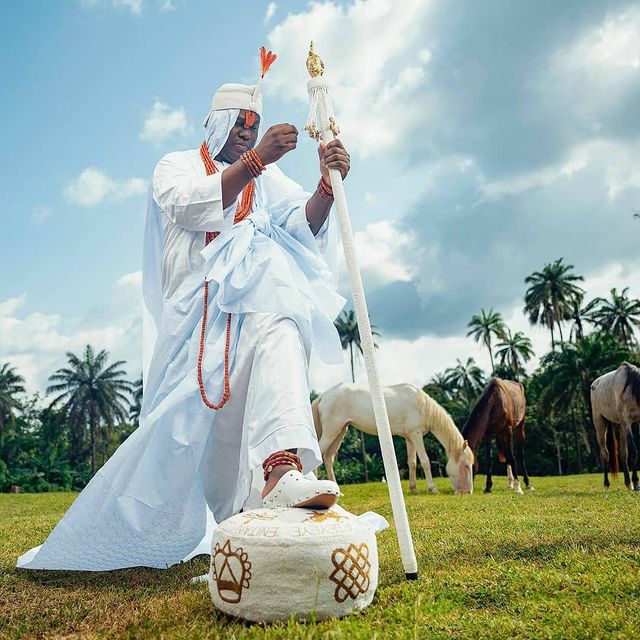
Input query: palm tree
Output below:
<box><xmin>423</xmin><ymin>372</ymin><xmax>457</xmax><ymax>402</ymax></box>
<box><xmin>333</xmin><ymin>310</ymin><xmax>380</xmax><ymax>482</ymax></box>
<box><xmin>524</xmin><ymin>258</ymin><xmax>584</xmax><ymax>348</ymax></box>
<box><xmin>467</xmin><ymin>308</ymin><xmax>506</xmax><ymax>373</ymax></box>
<box><xmin>585</xmin><ymin>287</ymin><xmax>640</xmax><ymax>350</ymax></box>
<box><xmin>129</xmin><ymin>375</ymin><xmax>143</xmax><ymax>426</ymax></box>
<box><xmin>567</xmin><ymin>294</ymin><xmax>591</xmax><ymax>342</ymax></box>
<box><xmin>495</xmin><ymin>329</ymin><xmax>534</xmax><ymax>379</ymax></box>
<box><xmin>444</xmin><ymin>358</ymin><xmax>486</xmax><ymax>406</ymax></box>
<box><xmin>0</xmin><ymin>363</ymin><xmax>25</xmax><ymax>452</ymax></box>
<box><xmin>47</xmin><ymin>345</ymin><xmax>133</xmax><ymax>474</ymax></box>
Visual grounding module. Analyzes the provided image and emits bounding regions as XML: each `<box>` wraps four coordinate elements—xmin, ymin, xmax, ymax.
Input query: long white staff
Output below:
<box><xmin>305</xmin><ymin>42</ymin><xmax>418</xmax><ymax>579</ymax></box>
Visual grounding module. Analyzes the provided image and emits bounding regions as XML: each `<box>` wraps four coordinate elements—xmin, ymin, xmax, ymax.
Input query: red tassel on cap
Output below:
<box><xmin>244</xmin><ymin>110</ymin><xmax>256</xmax><ymax>128</ymax></box>
<box><xmin>260</xmin><ymin>46</ymin><xmax>277</xmax><ymax>77</ymax></box>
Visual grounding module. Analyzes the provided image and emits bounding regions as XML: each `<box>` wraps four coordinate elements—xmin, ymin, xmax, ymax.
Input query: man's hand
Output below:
<box><xmin>319</xmin><ymin>140</ymin><xmax>350</xmax><ymax>181</ymax></box>
<box><xmin>254</xmin><ymin>124</ymin><xmax>298</xmax><ymax>165</ymax></box>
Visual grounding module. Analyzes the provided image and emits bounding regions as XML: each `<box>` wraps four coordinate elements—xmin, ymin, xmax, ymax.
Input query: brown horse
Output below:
<box><xmin>591</xmin><ymin>362</ymin><xmax>640</xmax><ymax>491</ymax></box>
<box><xmin>462</xmin><ymin>378</ymin><xmax>532</xmax><ymax>494</ymax></box>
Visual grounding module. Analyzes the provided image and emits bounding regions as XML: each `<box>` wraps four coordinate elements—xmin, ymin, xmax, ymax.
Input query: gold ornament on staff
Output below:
<box><xmin>306</xmin><ymin>41</ymin><xmax>325</xmax><ymax>78</ymax></box>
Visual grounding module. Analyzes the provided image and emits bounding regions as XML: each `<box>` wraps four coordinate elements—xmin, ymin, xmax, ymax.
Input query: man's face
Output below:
<box><xmin>215</xmin><ymin>110</ymin><xmax>260</xmax><ymax>164</ymax></box>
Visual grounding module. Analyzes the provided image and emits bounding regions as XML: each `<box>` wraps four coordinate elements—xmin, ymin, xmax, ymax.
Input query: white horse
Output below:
<box><xmin>312</xmin><ymin>383</ymin><xmax>475</xmax><ymax>494</ymax></box>
<box><xmin>591</xmin><ymin>361</ymin><xmax>640</xmax><ymax>491</ymax></box>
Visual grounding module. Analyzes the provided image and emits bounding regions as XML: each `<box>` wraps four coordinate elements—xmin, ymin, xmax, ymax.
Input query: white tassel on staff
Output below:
<box><xmin>305</xmin><ymin>42</ymin><xmax>418</xmax><ymax>580</ymax></box>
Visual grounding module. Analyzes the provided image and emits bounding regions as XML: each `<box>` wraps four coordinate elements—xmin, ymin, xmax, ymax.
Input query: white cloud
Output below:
<box><xmin>139</xmin><ymin>100</ymin><xmax>192</xmax><ymax>145</ymax></box>
<box><xmin>559</xmin><ymin>6</ymin><xmax>640</xmax><ymax>74</ymax></box>
<box><xmin>267</xmin><ymin>0</ymin><xmax>434</xmax><ymax>157</ymax></box>
<box><xmin>0</xmin><ymin>273</ymin><xmax>142</xmax><ymax>395</ymax></box>
<box><xmin>0</xmin><ymin>293</ymin><xmax>27</xmax><ymax>317</ymax></box>
<box><xmin>353</xmin><ymin>219</ymin><xmax>417</xmax><ymax>288</ymax></box>
<box><xmin>31</xmin><ymin>205</ymin><xmax>52</xmax><ymax>225</ymax></box>
<box><xmin>546</xmin><ymin>6</ymin><xmax>640</xmax><ymax>134</ymax></box>
<box><xmin>81</xmin><ymin>0</ymin><xmax>144</xmax><ymax>15</ymax></box>
<box><xmin>264</xmin><ymin>1</ymin><xmax>277</xmax><ymax>24</ymax></box>
<box><xmin>159</xmin><ymin>0</ymin><xmax>175</xmax><ymax>10</ymax></box>
<box><xmin>479</xmin><ymin>138</ymin><xmax>640</xmax><ymax>201</ymax></box>
<box><xmin>64</xmin><ymin>168</ymin><xmax>146</xmax><ymax>206</ymax></box>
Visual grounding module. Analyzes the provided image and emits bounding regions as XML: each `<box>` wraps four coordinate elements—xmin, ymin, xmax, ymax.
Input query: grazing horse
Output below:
<box><xmin>591</xmin><ymin>362</ymin><xmax>640</xmax><ymax>491</ymax></box>
<box><xmin>462</xmin><ymin>378</ymin><xmax>532</xmax><ymax>495</ymax></box>
<box><xmin>312</xmin><ymin>383</ymin><xmax>475</xmax><ymax>494</ymax></box>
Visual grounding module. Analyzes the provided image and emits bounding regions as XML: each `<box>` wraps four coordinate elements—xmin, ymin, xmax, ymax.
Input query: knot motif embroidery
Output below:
<box><xmin>329</xmin><ymin>543</ymin><xmax>371</xmax><ymax>602</ymax></box>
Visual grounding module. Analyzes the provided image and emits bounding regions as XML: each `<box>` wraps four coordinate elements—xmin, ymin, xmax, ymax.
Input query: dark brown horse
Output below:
<box><xmin>462</xmin><ymin>378</ymin><xmax>533</xmax><ymax>494</ymax></box>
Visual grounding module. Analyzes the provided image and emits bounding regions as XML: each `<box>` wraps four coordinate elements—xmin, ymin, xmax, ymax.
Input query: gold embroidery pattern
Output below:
<box><xmin>211</xmin><ymin>540</ymin><xmax>252</xmax><ymax>603</ymax></box>
<box><xmin>329</xmin><ymin>543</ymin><xmax>371</xmax><ymax>602</ymax></box>
<box><xmin>241</xmin><ymin>511</ymin><xmax>278</xmax><ymax>523</ymax></box>
<box><xmin>304</xmin><ymin>510</ymin><xmax>347</xmax><ymax>523</ymax></box>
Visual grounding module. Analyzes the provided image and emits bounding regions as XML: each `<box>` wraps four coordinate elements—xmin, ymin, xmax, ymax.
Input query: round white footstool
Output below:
<box><xmin>208</xmin><ymin>505</ymin><xmax>387</xmax><ymax>622</ymax></box>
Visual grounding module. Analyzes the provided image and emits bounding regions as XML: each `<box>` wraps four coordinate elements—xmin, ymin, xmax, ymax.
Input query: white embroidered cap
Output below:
<box><xmin>210</xmin><ymin>83</ymin><xmax>262</xmax><ymax>117</ymax></box>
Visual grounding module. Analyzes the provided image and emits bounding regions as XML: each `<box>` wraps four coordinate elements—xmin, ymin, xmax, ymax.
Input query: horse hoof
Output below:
<box><xmin>515</xmin><ymin>487</ymin><xmax>524</xmax><ymax>495</ymax></box>
<box><xmin>409</xmin><ymin>488</ymin><xmax>418</xmax><ymax>495</ymax></box>
<box><xmin>626</xmin><ymin>483</ymin><xmax>632</xmax><ymax>491</ymax></box>
<box><xmin>526</xmin><ymin>485</ymin><xmax>535</xmax><ymax>491</ymax></box>
<box><xmin>634</xmin><ymin>483</ymin><xmax>640</xmax><ymax>492</ymax></box>
<box><xmin>428</xmin><ymin>487</ymin><xmax>439</xmax><ymax>494</ymax></box>
<box><xmin>484</xmin><ymin>488</ymin><xmax>492</xmax><ymax>494</ymax></box>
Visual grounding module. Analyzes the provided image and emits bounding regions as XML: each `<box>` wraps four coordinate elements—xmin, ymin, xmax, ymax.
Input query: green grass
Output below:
<box><xmin>1</xmin><ymin>474</ymin><xmax>639</xmax><ymax>639</ymax></box>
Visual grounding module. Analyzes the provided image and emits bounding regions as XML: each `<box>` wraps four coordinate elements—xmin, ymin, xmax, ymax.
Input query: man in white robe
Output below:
<box><xmin>17</xmin><ymin>82</ymin><xmax>350</xmax><ymax>571</ymax></box>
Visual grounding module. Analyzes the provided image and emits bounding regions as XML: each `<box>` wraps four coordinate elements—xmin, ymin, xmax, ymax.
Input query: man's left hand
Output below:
<box><xmin>318</xmin><ymin>140</ymin><xmax>350</xmax><ymax>182</ymax></box>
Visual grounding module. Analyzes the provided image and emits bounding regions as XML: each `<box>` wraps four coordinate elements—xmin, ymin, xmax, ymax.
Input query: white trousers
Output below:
<box><xmin>198</xmin><ymin>312</ymin><xmax>322</xmax><ymax>522</ymax></box>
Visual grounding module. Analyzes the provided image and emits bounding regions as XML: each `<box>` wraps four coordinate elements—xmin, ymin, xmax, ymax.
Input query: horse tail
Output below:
<box><xmin>311</xmin><ymin>397</ymin><xmax>322</xmax><ymax>441</ymax></box>
<box><xmin>606</xmin><ymin>420</ymin><xmax>619</xmax><ymax>478</ymax></box>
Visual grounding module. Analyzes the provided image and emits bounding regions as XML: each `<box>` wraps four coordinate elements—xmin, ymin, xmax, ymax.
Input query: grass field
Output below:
<box><xmin>1</xmin><ymin>474</ymin><xmax>639</xmax><ymax>639</ymax></box>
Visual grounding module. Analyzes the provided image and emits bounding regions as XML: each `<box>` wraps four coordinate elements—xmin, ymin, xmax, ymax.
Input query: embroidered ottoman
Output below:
<box><xmin>208</xmin><ymin>506</ymin><xmax>386</xmax><ymax>622</ymax></box>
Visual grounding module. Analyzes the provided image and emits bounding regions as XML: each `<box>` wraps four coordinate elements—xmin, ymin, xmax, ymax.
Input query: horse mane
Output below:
<box><xmin>417</xmin><ymin>388</ymin><xmax>464</xmax><ymax>454</ymax></box>
<box><xmin>462</xmin><ymin>379</ymin><xmax>500</xmax><ymax>452</ymax></box>
<box><xmin>621</xmin><ymin>361</ymin><xmax>640</xmax><ymax>406</ymax></box>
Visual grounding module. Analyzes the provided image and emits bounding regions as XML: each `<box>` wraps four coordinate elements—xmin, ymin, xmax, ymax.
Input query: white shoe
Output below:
<box><xmin>262</xmin><ymin>470</ymin><xmax>340</xmax><ymax>509</ymax></box>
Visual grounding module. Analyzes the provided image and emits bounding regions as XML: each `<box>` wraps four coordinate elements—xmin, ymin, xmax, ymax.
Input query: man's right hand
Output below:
<box><xmin>254</xmin><ymin>124</ymin><xmax>298</xmax><ymax>165</ymax></box>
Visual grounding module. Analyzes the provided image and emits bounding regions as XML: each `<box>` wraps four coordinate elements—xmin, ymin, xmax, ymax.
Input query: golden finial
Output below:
<box><xmin>306</xmin><ymin>41</ymin><xmax>325</xmax><ymax>78</ymax></box>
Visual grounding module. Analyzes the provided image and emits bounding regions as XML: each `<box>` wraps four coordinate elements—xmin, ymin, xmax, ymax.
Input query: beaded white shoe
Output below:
<box><xmin>262</xmin><ymin>470</ymin><xmax>340</xmax><ymax>509</ymax></box>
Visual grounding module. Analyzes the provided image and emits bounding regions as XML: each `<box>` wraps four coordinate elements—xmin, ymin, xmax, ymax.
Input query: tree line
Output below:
<box><xmin>1</xmin><ymin>258</ymin><xmax>639</xmax><ymax>491</ymax></box>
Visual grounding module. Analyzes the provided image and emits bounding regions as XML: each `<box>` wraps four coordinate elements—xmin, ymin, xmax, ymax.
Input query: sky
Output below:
<box><xmin>1</xmin><ymin>0</ymin><xmax>639</xmax><ymax>395</ymax></box>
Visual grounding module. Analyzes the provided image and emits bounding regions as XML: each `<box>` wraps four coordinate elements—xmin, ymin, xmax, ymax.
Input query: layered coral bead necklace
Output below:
<box><xmin>196</xmin><ymin>142</ymin><xmax>255</xmax><ymax>410</ymax></box>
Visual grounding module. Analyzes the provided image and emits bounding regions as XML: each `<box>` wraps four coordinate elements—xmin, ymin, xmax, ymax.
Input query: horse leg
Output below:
<box><xmin>619</xmin><ymin>421</ymin><xmax>632</xmax><ymax>490</ymax></box>
<box><xmin>506</xmin><ymin>464</ymin><xmax>514</xmax><ymax>490</ymax></box>
<box><xmin>503</xmin><ymin>438</ymin><xmax>523</xmax><ymax>495</ymax></box>
<box><xmin>321</xmin><ymin>425</ymin><xmax>348</xmax><ymax>484</ymax></box>
<box><xmin>406</xmin><ymin>438</ymin><xmax>418</xmax><ymax>494</ymax></box>
<box><xmin>484</xmin><ymin>438</ymin><xmax>493</xmax><ymax>494</ymax></box>
<box><xmin>410</xmin><ymin>433</ymin><xmax>438</xmax><ymax>494</ymax></box>
<box><xmin>593</xmin><ymin>412</ymin><xmax>610</xmax><ymax>490</ymax></box>
<box><xmin>515</xmin><ymin>420</ymin><xmax>533</xmax><ymax>490</ymax></box>
<box><xmin>630</xmin><ymin>423</ymin><xmax>640</xmax><ymax>492</ymax></box>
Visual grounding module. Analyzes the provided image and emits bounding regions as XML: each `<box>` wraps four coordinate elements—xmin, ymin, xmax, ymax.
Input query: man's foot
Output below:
<box><xmin>262</xmin><ymin>470</ymin><xmax>340</xmax><ymax>509</ymax></box>
<box><xmin>261</xmin><ymin>450</ymin><xmax>340</xmax><ymax>509</ymax></box>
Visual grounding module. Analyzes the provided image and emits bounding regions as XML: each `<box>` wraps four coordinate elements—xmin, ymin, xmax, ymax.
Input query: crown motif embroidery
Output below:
<box><xmin>211</xmin><ymin>540</ymin><xmax>252</xmax><ymax>603</ymax></box>
<box><xmin>329</xmin><ymin>543</ymin><xmax>371</xmax><ymax>602</ymax></box>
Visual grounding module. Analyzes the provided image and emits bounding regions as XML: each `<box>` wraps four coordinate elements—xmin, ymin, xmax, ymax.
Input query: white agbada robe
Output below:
<box><xmin>17</xmin><ymin>110</ymin><xmax>345</xmax><ymax>571</ymax></box>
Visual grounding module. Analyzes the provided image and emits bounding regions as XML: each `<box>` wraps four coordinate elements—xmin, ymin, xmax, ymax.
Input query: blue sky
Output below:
<box><xmin>2</xmin><ymin>0</ymin><xmax>639</xmax><ymax>393</ymax></box>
